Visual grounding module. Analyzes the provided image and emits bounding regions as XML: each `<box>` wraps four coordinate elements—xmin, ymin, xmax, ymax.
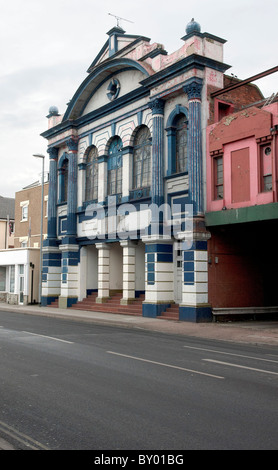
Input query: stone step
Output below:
<box><xmin>158</xmin><ymin>304</ymin><xmax>179</xmax><ymax>321</ymax></box>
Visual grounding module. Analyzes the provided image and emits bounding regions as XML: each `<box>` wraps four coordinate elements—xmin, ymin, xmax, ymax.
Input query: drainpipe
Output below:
<box><xmin>270</xmin><ymin>124</ymin><xmax>278</xmax><ymax>202</ymax></box>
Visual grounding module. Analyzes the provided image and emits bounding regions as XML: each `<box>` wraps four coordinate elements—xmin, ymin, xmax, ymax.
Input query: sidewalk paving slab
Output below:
<box><xmin>0</xmin><ymin>303</ymin><xmax>278</xmax><ymax>347</ymax></box>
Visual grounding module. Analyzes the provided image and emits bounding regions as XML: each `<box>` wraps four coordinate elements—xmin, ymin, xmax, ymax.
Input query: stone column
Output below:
<box><xmin>176</xmin><ymin>80</ymin><xmax>212</xmax><ymax>322</ymax></box>
<box><xmin>65</xmin><ymin>137</ymin><xmax>79</xmax><ymax>241</ymax></box>
<box><xmin>47</xmin><ymin>146</ymin><xmax>58</xmax><ymax>240</ymax></box>
<box><xmin>96</xmin><ymin>243</ymin><xmax>110</xmax><ymax>302</ymax></box>
<box><xmin>120</xmin><ymin>240</ymin><xmax>136</xmax><ymax>304</ymax></box>
<box><xmin>58</xmin><ymin>137</ymin><xmax>80</xmax><ymax>309</ymax></box>
<box><xmin>41</xmin><ymin>146</ymin><xmax>61</xmax><ymax>306</ymax></box>
<box><xmin>149</xmin><ymin>98</ymin><xmax>165</xmax><ymax>208</ymax></box>
<box><xmin>58</xmin><ymin>243</ymin><xmax>80</xmax><ymax>308</ymax></box>
<box><xmin>142</xmin><ymin>239</ymin><xmax>174</xmax><ymax>317</ymax></box>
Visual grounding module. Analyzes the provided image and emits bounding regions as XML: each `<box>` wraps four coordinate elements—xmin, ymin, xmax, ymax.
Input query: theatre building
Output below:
<box><xmin>41</xmin><ymin>19</ymin><xmax>239</xmax><ymax>321</ymax></box>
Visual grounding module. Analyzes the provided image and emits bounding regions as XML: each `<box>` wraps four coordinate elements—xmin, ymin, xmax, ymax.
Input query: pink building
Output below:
<box><xmin>206</xmin><ymin>96</ymin><xmax>278</xmax><ymax>316</ymax></box>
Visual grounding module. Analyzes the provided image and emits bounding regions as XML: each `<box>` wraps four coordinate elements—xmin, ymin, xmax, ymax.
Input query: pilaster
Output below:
<box><xmin>66</xmin><ymin>137</ymin><xmax>79</xmax><ymax>240</ymax></box>
<box><xmin>58</xmin><ymin>243</ymin><xmax>80</xmax><ymax>308</ymax></box>
<box><xmin>149</xmin><ymin>98</ymin><xmax>165</xmax><ymax>208</ymax></box>
<box><xmin>142</xmin><ymin>239</ymin><xmax>174</xmax><ymax>317</ymax></box>
<box><xmin>183</xmin><ymin>78</ymin><xmax>204</xmax><ymax>215</ymax></box>
<box><xmin>47</xmin><ymin>146</ymin><xmax>58</xmax><ymax>240</ymax></box>
<box><xmin>41</xmin><ymin>245</ymin><xmax>61</xmax><ymax>306</ymax></box>
<box><xmin>178</xmin><ymin>218</ymin><xmax>212</xmax><ymax>322</ymax></box>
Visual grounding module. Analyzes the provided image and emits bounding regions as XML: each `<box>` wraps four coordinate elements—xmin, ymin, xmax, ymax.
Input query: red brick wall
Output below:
<box><xmin>207</xmin><ymin>75</ymin><xmax>264</xmax><ymax>125</ymax></box>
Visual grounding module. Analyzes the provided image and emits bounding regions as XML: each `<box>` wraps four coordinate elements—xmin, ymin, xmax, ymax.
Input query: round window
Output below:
<box><xmin>264</xmin><ymin>146</ymin><xmax>271</xmax><ymax>155</ymax></box>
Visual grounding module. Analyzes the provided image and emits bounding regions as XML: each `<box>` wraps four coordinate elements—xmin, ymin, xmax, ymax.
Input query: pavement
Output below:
<box><xmin>0</xmin><ymin>302</ymin><xmax>277</xmax><ymax>450</ymax></box>
<box><xmin>0</xmin><ymin>302</ymin><xmax>278</xmax><ymax>347</ymax></box>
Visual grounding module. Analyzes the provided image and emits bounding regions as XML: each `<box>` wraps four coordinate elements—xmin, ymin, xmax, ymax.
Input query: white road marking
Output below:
<box><xmin>0</xmin><ymin>420</ymin><xmax>49</xmax><ymax>450</ymax></box>
<box><xmin>107</xmin><ymin>351</ymin><xmax>224</xmax><ymax>379</ymax></box>
<box><xmin>203</xmin><ymin>359</ymin><xmax>278</xmax><ymax>376</ymax></box>
<box><xmin>22</xmin><ymin>331</ymin><xmax>74</xmax><ymax>344</ymax></box>
<box><xmin>183</xmin><ymin>345</ymin><xmax>278</xmax><ymax>364</ymax></box>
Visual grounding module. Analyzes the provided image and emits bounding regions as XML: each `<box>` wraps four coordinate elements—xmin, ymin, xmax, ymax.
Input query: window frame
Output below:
<box><xmin>259</xmin><ymin>143</ymin><xmax>273</xmax><ymax>193</ymax></box>
<box><xmin>107</xmin><ymin>137</ymin><xmax>123</xmax><ymax>196</ymax></box>
<box><xmin>132</xmin><ymin>126</ymin><xmax>152</xmax><ymax>190</ymax></box>
<box><xmin>85</xmin><ymin>146</ymin><xmax>99</xmax><ymax>202</ymax></box>
<box><xmin>212</xmin><ymin>152</ymin><xmax>224</xmax><ymax>200</ymax></box>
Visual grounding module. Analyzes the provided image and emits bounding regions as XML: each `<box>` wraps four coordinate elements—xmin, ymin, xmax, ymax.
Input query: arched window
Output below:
<box><xmin>85</xmin><ymin>146</ymin><xmax>98</xmax><ymax>201</ymax></box>
<box><xmin>108</xmin><ymin>137</ymin><xmax>123</xmax><ymax>196</ymax></box>
<box><xmin>133</xmin><ymin>126</ymin><xmax>152</xmax><ymax>189</ymax></box>
<box><xmin>166</xmin><ymin>107</ymin><xmax>188</xmax><ymax>176</ymax></box>
<box><xmin>175</xmin><ymin>114</ymin><xmax>188</xmax><ymax>173</ymax></box>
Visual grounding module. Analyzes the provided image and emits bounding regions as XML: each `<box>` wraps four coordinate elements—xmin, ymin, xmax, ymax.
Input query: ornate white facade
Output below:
<box><xmin>41</xmin><ymin>20</ymin><xmax>229</xmax><ymax>321</ymax></box>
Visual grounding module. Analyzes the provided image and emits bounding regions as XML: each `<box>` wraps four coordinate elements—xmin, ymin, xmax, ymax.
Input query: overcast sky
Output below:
<box><xmin>0</xmin><ymin>0</ymin><xmax>277</xmax><ymax>198</ymax></box>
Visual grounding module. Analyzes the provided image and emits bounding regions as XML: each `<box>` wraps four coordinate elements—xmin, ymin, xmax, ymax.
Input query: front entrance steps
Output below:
<box><xmin>71</xmin><ymin>291</ymin><xmax>145</xmax><ymax>316</ymax></box>
<box><xmin>48</xmin><ymin>293</ymin><xmax>180</xmax><ymax>320</ymax></box>
<box><xmin>157</xmin><ymin>304</ymin><xmax>180</xmax><ymax>321</ymax></box>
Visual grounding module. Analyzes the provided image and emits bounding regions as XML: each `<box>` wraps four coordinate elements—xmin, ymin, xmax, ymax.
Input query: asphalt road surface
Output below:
<box><xmin>0</xmin><ymin>310</ymin><xmax>277</xmax><ymax>450</ymax></box>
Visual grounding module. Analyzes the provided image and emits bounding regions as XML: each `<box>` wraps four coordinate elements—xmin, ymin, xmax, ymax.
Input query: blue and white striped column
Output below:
<box><xmin>142</xmin><ymin>241</ymin><xmax>174</xmax><ymax>317</ymax></box>
<box><xmin>183</xmin><ymin>78</ymin><xmax>203</xmax><ymax>215</ymax></box>
<box><xmin>179</xmin><ymin>78</ymin><xmax>211</xmax><ymax>322</ymax></box>
<box><xmin>41</xmin><ymin>146</ymin><xmax>61</xmax><ymax>306</ymax></box>
<box><xmin>179</xmin><ymin>239</ymin><xmax>211</xmax><ymax>322</ymax></box>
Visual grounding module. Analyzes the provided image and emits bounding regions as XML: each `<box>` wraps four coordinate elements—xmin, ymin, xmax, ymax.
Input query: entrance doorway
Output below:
<box><xmin>19</xmin><ymin>265</ymin><xmax>24</xmax><ymax>304</ymax></box>
<box><xmin>174</xmin><ymin>243</ymin><xmax>182</xmax><ymax>304</ymax></box>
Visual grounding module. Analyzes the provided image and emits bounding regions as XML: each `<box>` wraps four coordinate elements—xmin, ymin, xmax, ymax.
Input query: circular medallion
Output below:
<box><xmin>107</xmin><ymin>78</ymin><xmax>120</xmax><ymax>101</ymax></box>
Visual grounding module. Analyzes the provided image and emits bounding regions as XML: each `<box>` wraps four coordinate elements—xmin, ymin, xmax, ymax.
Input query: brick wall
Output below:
<box><xmin>14</xmin><ymin>183</ymin><xmax>49</xmax><ymax>248</ymax></box>
<box><xmin>207</xmin><ymin>74</ymin><xmax>265</xmax><ymax>125</ymax></box>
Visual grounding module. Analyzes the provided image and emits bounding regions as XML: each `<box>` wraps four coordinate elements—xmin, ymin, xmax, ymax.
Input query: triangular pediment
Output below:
<box><xmin>87</xmin><ymin>27</ymin><xmax>151</xmax><ymax>74</ymax></box>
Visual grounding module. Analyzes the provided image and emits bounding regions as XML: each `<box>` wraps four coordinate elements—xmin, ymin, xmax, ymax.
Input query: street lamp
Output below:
<box><xmin>33</xmin><ymin>153</ymin><xmax>45</xmax><ymax>306</ymax></box>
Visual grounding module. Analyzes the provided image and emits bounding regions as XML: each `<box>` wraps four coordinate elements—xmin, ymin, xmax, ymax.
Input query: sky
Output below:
<box><xmin>0</xmin><ymin>0</ymin><xmax>277</xmax><ymax>198</ymax></box>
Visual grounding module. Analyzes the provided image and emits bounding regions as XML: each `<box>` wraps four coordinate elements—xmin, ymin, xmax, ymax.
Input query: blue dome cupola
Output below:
<box><xmin>185</xmin><ymin>18</ymin><xmax>201</xmax><ymax>35</ymax></box>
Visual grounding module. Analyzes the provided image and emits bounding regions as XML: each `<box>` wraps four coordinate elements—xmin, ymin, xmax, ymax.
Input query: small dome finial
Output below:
<box><xmin>186</xmin><ymin>18</ymin><xmax>201</xmax><ymax>35</ymax></box>
<box><xmin>48</xmin><ymin>105</ymin><xmax>59</xmax><ymax>116</ymax></box>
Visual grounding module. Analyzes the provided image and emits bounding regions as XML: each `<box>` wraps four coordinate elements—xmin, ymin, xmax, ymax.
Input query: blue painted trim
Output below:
<box><xmin>87</xmin><ymin>289</ymin><xmax>97</xmax><ymax>296</ymax></box>
<box><xmin>143</xmin><ymin>303</ymin><xmax>171</xmax><ymax>318</ymax></box>
<box><xmin>88</xmin><ymin>35</ymin><xmax>150</xmax><ymax>71</ymax></box>
<box><xmin>145</xmin><ymin>244</ymin><xmax>173</xmax><ymax>253</ymax></box>
<box><xmin>166</xmin><ymin>104</ymin><xmax>188</xmax><ymax>128</ymax></box>
<box><xmin>66</xmin><ymin>297</ymin><xmax>78</xmax><ymax>308</ymax></box>
<box><xmin>179</xmin><ymin>306</ymin><xmax>212</xmax><ymax>323</ymax></box>
<box><xmin>63</xmin><ymin>58</ymin><xmax>150</xmax><ymax>121</ymax></box>
<box><xmin>41</xmin><ymin>296</ymin><xmax>58</xmax><ymax>307</ymax></box>
<box><xmin>157</xmin><ymin>253</ymin><xmax>173</xmax><ymax>263</ymax></box>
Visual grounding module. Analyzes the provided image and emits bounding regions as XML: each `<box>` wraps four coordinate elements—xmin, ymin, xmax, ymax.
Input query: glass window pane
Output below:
<box><xmin>108</xmin><ymin>138</ymin><xmax>123</xmax><ymax>195</ymax></box>
<box><xmin>176</xmin><ymin>115</ymin><xmax>187</xmax><ymax>173</ymax></box>
<box><xmin>0</xmin><ymin>267</ymin><xmax>6</xmax><ymax>291</ymax></box>
<box><xmin>10</xmin><ymin>266</ymin><xmax>15</xmax><ymax>293</ymax></box>
<box><xmin>133</xmin><ymin>126</ymin><xmax>151</xmax><ymax>189</ymax></box>
<box><xmin>85</xmin><ymin>147</ymin><xmax>98</xmax><ymax>201</ymax></box>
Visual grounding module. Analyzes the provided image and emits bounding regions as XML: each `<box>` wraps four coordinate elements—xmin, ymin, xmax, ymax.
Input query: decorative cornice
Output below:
<box><xmin>141</xmin><ymin>54</ymin><xmax>230</xmax><ymax>90</ymax></box>
<box><xmin>148</xmin><ymin>98</ymin><xmax>165</xmax><ymax>115</ymax></box>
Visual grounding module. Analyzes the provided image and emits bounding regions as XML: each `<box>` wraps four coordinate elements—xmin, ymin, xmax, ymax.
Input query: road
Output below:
<box><xmin>0</xmin><ymin>310</ymin><xmax>277</xmax><ymax>450</ymax></box>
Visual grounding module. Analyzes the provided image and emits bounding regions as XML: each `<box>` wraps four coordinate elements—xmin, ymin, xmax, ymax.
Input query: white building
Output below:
<box><xmin>41</xmin><ymin>19</ymin><xmax>229</xmax><ymax>321</ymax></box>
